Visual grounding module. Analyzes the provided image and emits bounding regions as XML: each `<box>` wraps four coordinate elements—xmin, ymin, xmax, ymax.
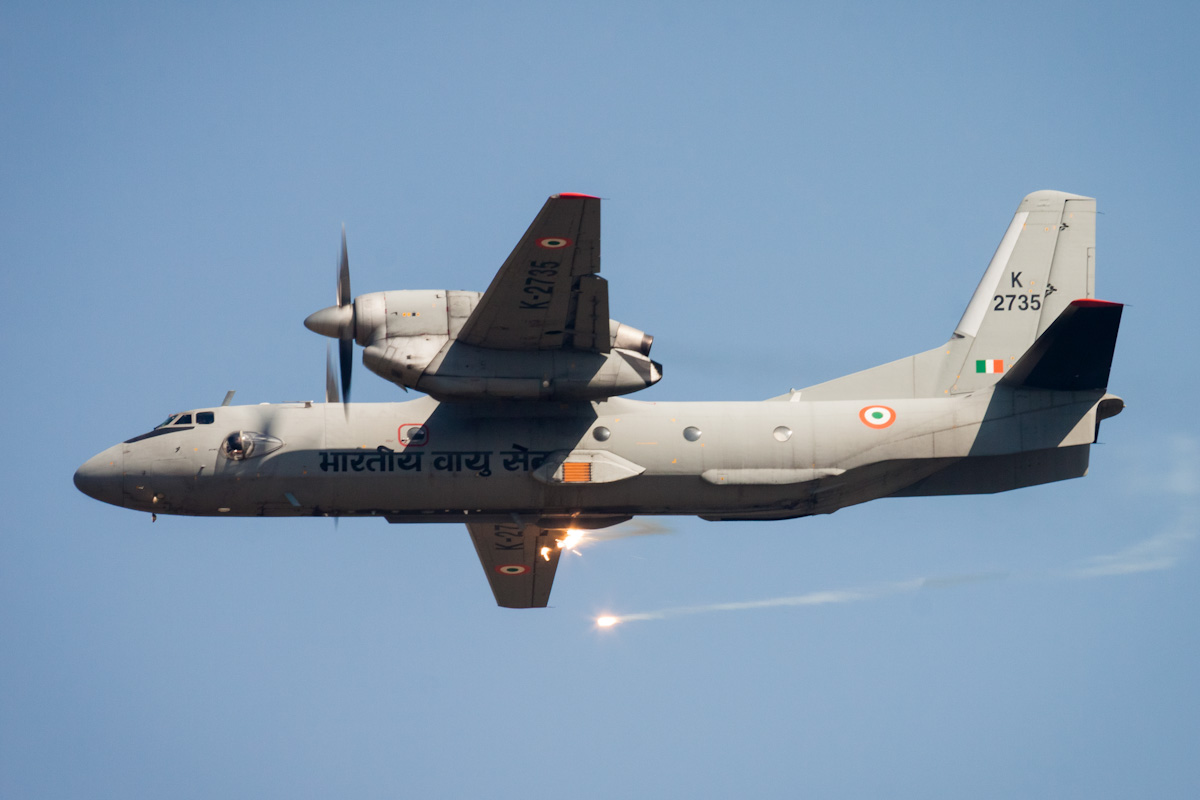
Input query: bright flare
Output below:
<box><xmin>539</xmin><ymin>546</ymin><xmax>551</xmax><ymax>561</ymax></box>
<box><xmin>558</xmin><ymin>529</ymin><xmax>585</xmax><ymax>551</ymax></box>
<box><xmin>596</xmin><ymin>615</ymin><xmax>620</xmax><ymax>627</ymax></box>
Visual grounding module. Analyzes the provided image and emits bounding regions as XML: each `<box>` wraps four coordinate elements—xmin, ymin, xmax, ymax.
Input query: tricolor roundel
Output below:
<box><xmin>495</xmin><ymin>564</ymin><xmax>529</xmax><ymax>576</ymax></box>
<box><xmin>859</xmin><ymin>405</ymin><xmax>896</xmax><ymax>429</ymax></box>
<box><xmin>536</xmin><ymin>236</ymin><xmax>572</xmax><ymax>249</ymax></box>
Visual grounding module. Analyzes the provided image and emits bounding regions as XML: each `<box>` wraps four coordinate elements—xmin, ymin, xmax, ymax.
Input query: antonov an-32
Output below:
<box><xmin>75</xmin><ymin>191</ymin><xmax>1124</xmax><ymax>608</ymax></box>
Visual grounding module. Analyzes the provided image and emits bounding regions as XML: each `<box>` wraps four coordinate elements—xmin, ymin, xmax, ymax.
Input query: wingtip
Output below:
<box><xmin>553</xmin><ymin>192</ymin><xmax>600</xmax><ymax>199</ymax></box>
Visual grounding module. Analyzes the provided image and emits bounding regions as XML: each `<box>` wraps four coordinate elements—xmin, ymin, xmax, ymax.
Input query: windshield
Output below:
<box><xmin>155</xmin><ymin>414</ymin><xmax>180</xmax><ymax>429</ymax></box>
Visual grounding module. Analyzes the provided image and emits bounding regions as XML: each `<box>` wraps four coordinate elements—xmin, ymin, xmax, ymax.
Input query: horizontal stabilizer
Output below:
<box><xmin>1000</xmin><ymin>299</ymin><xmax>1123</xmax><ymax>391</ymax></box>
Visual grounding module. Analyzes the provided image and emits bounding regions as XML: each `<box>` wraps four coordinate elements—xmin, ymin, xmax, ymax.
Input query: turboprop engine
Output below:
<box><xmin>306</xmin><ymin>288</ymin><xmax>662</xmax><ymax>402</ymax></box>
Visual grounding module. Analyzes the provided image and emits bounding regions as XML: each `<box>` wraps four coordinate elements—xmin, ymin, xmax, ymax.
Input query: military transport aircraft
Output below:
<box><xmin>75</xmin><ymin>190</ymin><xmax>1124</xmax><ymax>608</ymax></box>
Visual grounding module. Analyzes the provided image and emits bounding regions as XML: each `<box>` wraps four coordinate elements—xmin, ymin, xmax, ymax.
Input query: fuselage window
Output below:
<box><xmin>196</xmin><ymin>411</ymin><xmax>215</xmax><ymax>424</ymax></box>
<box><xmin>175</xmin><ymin>414</ymin><xmax>193</xmax><ymax>425</ymax></box>
<box><xmin>219</xmin><ymin>431</ymin><xmax>283</xmax><ymax>461</ymax></box>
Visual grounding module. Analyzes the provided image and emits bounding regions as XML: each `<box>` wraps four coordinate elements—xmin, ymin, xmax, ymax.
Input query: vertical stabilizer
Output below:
<box><xmin>950</xmin><ymin>190</ymin><xmax>1095</xmax><ymax>393</ymax></box>
<box><xmin>789</xmin><ymin>190</ymin><xmax>1099</xmax><ymax>402</ymax></box>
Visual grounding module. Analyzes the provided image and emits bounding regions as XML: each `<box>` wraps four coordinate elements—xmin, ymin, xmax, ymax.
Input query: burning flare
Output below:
<box><xmin>557</xmin><ymin>529</ymin><xmax>585</xmax><ymax>552</ymax></box>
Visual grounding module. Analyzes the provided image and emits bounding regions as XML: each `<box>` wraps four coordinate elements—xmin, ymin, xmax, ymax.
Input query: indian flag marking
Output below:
<box><xmin>496</xmin><ymin>564</ymin><xmax>529</xmax><ymax>576</ymax></box>
<box><xmin>859</xmin><ymin>405</ymin><xmax>896</xmax><ymax>429</ymax></box>
<box><xmin>976</xmin><ymin>359</ymin><xmax>1004</xmax><ymax>374</ymax></box>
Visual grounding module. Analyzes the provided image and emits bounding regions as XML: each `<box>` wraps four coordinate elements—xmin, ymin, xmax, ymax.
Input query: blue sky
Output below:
<box><xmin>3</xmin><ymin>2</ymin><xmax>1199</xmax><ymax>797</ymax></box>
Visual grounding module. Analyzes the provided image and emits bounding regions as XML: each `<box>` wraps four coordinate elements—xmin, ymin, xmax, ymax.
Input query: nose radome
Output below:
<box><xmin>74</xmin><ymin>447</ymin><xmax>124</xmax><ymax>508</ymax></box>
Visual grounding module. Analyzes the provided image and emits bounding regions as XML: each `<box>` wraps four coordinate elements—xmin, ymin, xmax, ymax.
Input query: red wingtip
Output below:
<box><xmin>554</xmin><ymin>192</ymin><xmax>600</xmax><ymax>199</ymax></box>
<box><xmin>1070</xmin><ymin>299</ymin><xmax>1123</xmax><ymax>308</ymax></box>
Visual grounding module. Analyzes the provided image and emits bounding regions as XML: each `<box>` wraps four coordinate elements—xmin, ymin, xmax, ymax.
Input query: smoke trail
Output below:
<box><xmin>1066</xmin><ymin>507</ymin><xmax>1197</xmax><ymax>578</ymax></box>
<box><xmin>594</xmin><ymin>514</ymin><xmax>1199</xmax><ymax>629</ymax></box>
<box><xmin>596</xmin><ymin>573</ymin><xmax>1006</xmax><ymax>627</ymax></box>
<box><xmin>559</xmin><ymin>519</ymin><xmax>674</xmax><ymax>558</ymax></box>
<box><xmin>1067</xmin><ymin>436</ymin><xmax>1199</xmax><ymax>578</ymax></box>
<box><xmin>587</xmin><ymin>519</ymin><xmax>674</xmax><ymax>542</ymax></box>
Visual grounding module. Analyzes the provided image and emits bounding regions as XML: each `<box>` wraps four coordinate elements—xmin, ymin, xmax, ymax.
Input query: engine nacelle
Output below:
<box><xmin>611</xmin><ymin>322</ymin><xmax>653</xmax><ymax>356</ymax></box>
<box><xmin>351</xmin><ymin>290</ymin><xmax>663</xmax><ymax>401</ymax></box>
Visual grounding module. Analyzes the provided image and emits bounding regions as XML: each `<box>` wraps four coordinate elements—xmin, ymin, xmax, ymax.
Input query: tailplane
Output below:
<box><xmin>999</xmin><ymin>299</ymin><xmax>1122</xmax><ymax>391</ymax></box>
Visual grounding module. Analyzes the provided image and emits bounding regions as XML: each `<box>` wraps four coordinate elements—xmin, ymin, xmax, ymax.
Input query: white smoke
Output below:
<box><xmin>596</xmin><ymin>574</ymin><xmax>1007</xmax><ymax>627</ymax></box>
<box><xmin>1068</xmin><ymin>507</ymin><xmax>1197</xmax><ymax>578</ymax></box>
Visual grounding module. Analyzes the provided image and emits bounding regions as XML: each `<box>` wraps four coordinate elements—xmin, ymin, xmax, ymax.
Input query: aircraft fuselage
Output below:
<box><xmin>75</xmin><ymin>387</ymin><xmax>1105</xmax><ymax>526</ymax></box>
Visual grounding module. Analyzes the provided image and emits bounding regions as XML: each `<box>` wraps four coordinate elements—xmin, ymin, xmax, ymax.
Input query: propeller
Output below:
<box><xmin>325</xmin><ymin>344</ymin><xmax>339</xmax><ymax>404</ymax></box>
<box><xmin>336</xmin><ymin>226</ymin><xmax>353</xmax><ymax>407</ymax></box>
<box><xmin>305</xmin><ymin>226</ymin><xmax>356</xmax><ymax>415</ymax></box>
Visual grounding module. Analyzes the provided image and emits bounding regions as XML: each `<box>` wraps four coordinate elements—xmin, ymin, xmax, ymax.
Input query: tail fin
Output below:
<box><xmin>790</xmin><ymin>190</ymin><xmax>1101</xmax><ymax>401</ymax></box>
<box><xmin>950</xmin><ymin>190</ymin><xmax>1097</xmax><ymax>393</ymax></box>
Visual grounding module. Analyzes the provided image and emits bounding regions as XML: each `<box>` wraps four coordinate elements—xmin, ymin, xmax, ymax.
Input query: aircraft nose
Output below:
<box><xmin>74</xmin><ymin>447</ymin><xmax>124</xmax><ymax>507</ymax></box>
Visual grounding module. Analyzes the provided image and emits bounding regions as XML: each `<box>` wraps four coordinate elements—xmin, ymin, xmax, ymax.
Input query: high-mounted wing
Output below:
<box><xmin>467</xmin><ymin>521</ymin><xmax>567</xmax><ymax>608</ymax></box>
<box><xmin>456</xmin><ymin>193</ymin><xmax>610</xmax><ymax>352</ymax></box>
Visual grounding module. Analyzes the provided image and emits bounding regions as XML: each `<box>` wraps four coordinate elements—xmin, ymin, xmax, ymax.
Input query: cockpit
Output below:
<box><xmin>126</xmin><ymin>409</ymin><xmax>217</xmax><ymax>443</ymax></box>
<box><xmin>154</xmin><ymin>410</ymin><xmax>216</xmax><ymax>428</ymax></box>
<box><xmin>127</xmin><ymin>409</ymin><xmax>284</xmax><ymax>460</ymax></box>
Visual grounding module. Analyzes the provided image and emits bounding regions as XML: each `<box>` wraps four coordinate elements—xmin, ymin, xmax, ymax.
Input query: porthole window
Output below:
<box><xmin>593</xmin><ymin>426</ymin><xmax>611</xmax><ymax>442</ymax></box>
<box><xmin>197</xmin><ymin>411</ymin><xmax>215</xmax><ymax>424</ymax></box>
<box><xmin>773</xmin><ymin>426</ymin><xmax>793</xmax><ymax>442</ymax></box>
<box><xmin>683</xmin><ymin>426</ymin><xmax>702</xmax><ymax>442</ymax></box>
<box><xmin>220</xmin><ymin>431</ymin><xmax>284</xmax><ymax>461</ymax></box>
<box><xmin>222</xmin><ymin>432</ymin><xmax>253</xmax><ymax>461</ymax></box>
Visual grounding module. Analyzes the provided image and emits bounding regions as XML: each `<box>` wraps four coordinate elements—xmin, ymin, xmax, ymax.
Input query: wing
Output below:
<box><xmin>467</xmin><ymin>521</ymin><xmax>567</xmax><ymax>608</ymax></box>
<box><xmin>456</xmin><ymin>193</ymin><xmax>610</xmax><ymax>352</ymax></box>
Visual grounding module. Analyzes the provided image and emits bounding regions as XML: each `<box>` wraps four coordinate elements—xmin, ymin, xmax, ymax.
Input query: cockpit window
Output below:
<box><xmin>154</xmin><ymin>411</ymin><xmax>214</xmax><ymax>427</ymax></box>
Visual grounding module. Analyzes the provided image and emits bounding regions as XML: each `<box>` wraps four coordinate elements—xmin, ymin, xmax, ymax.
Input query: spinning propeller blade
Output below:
<box><xmin>337</xmin><ymin>226</ymin><xmax>353</xmax><ymax>411</ymax></box>
<box><xmin>304</xmin><ymin>226</ymin><xmax>358</xmax><ymax>414</ymax></box>
<box><xmin>325</xmin><ymin>344</ymin><xmax>339</xmax><ymax>404</ymax></box>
